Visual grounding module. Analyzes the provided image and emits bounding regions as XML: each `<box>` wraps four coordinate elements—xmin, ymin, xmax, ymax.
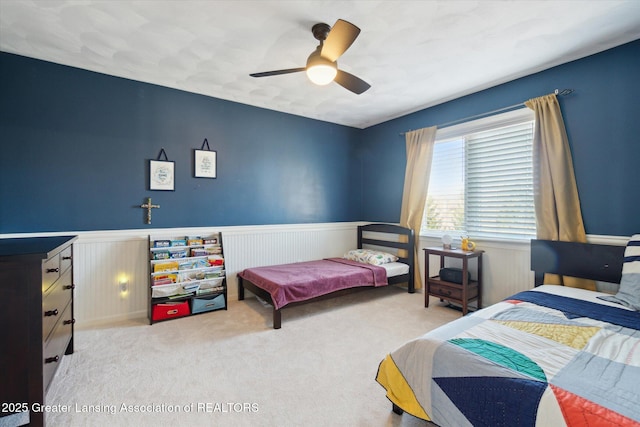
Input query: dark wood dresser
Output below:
<box><xmin>0</xmin><ymin>235</ymin><xmax>77</xmax><ymax>426</ymax></box>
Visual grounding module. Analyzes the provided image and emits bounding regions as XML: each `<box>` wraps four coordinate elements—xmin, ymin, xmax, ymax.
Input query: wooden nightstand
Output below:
<box><xmin>424</xmin><ymin>247</ymin><xmax>484</xmax><ymax>315</ymax></box>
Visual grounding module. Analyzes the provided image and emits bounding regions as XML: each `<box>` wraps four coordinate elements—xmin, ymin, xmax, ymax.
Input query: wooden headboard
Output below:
<box><xmin>357</xmin><ymin>223</ymin><xmax>415</xmax><ymax>293</ymax></box>
<box><xmin>530</xmin><ymin>239</ymin><xmax>625</xmax><ymax>286</ymax></box>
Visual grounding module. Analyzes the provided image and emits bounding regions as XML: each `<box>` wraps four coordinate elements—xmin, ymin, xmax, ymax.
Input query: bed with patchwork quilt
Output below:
<box><xmin>376</xmin><ymin>237</ymin><xmax>640</xmax><ymax>426</ymax></box>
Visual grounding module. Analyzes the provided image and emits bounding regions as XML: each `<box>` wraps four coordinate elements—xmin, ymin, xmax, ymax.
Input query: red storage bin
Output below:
<box><xmin>152</xmin><ymin>301</ymin><xmax>190</xmax><ymax>321</ymax></box>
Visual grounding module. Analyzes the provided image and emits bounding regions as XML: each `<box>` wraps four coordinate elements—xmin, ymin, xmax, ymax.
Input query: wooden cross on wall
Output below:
<box><xmin>140</xmin><ymin>197</ymin><xmax>160</xmax><ymax>224</ymax></box>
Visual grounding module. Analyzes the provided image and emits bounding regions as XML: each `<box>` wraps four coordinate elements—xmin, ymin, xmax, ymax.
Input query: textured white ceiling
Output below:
<box><xmin>1</xmin><ymin>1</ymin><xmax>639</xmax><ymax>128</ymax></box>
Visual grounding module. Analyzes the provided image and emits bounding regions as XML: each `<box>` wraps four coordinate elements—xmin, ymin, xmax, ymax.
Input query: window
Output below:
<box><xmin>421</xmin><ymin>108</ymin><xmax>536</xmax><ymax>241</ymax></box>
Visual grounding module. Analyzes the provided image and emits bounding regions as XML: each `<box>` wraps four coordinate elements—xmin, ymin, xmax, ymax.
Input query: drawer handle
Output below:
<box><xmin>44</xmin><ymin>309</ymin><xmax>59</xmax><ymax>317</ymax></box>
<box><xmin>167</xmin><ymin>309</ymin><xmax>179</xmax><ymax>315</ymax></box>
<box><xmin>64</xmin><ymin>284</ymin><xmax>76</xmax><ymax>290</ymax></box>
<box><xmin>45</xmin><ymin>356</ymin><xmax>59</xmax><ymax>364</ymax></box>
<box><xmin>46</xmin><ymin>268</ymin><xmax>60</xmax><ymax>273</ymax></box>
<box><xmin>62</xmin><ymin>256</ymin><xmax>72</xmax><ymax>260</ymax></box>
<box><xmin>63</xmin><ymin>318</ymin><xmax>76</xmax><ymax>325</ymax></box>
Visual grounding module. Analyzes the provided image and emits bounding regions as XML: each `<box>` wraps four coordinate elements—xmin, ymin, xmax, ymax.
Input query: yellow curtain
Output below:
<box><xmin>400</xmin><ymin>126</ymin><xmax>437</xmax><ymax>290</ymax></box>
<box><xmin>525</xmin><ymin>94</ymin><xmax>595</xmax><ymax>290</ymax></box>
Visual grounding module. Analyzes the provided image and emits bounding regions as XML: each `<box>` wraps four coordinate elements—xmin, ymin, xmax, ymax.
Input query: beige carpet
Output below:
<box><xmin>42</xmin><ymin>287</ymin><xmax>460</xmax><ymax>427</ymax></box>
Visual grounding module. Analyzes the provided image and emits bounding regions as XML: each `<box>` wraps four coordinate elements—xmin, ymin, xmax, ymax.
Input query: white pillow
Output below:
<box><xmin>343</xmin><ymin>249</ymin><xmax>398</xmax><ymax>265</ymax></box>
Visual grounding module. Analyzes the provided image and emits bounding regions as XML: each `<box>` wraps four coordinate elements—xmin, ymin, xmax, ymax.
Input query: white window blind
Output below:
<box><xmin>421</xmin><ymin>108</ymin><xmax>536</xmax><ymax>240</ymax></box>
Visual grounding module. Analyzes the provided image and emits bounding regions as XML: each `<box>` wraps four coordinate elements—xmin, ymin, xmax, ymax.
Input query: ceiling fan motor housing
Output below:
<box><xmin>306</xmin><ymin>47</ymin><xmax>337</xmax><ymax>85</ymax></box>
<box><xmin>306</xmin><ymin>47</ymin><xmax>336</xmax><ymax>69</ymax></box>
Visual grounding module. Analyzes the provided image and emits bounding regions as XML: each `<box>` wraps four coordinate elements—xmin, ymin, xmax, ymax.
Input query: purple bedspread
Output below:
<box><xmin>238</xmin><ymin>258</ymin><xmax>388</xmax><ymax>310</ymax></box>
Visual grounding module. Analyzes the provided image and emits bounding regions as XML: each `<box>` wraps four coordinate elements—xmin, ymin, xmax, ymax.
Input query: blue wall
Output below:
<box><xmin>0</xmin><ymin>53</ymin><xmax>361</xmax><ymax>233</ymax></box>
<box><xmin>2</xmin><ymin>40</ymin><xmax>639</xmax><ymax>236</ymax></box>
<box><xmin>358</xmin><ymin>39</ymin><xmax>640</xmax><ymax>237</ymax></box>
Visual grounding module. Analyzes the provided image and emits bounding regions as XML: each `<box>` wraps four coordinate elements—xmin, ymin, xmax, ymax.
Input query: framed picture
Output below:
<box><xmin>149</xmin><ymin>160</ymin><xmax>175</xmax><ymax>191</ymax></box>
<box><xmin>194</xmin><ymin>149</ymin><xmax>217</xmax><ymax>178</ymax></box>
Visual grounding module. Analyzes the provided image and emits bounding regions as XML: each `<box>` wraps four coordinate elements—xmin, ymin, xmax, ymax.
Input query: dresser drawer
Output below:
<box><xmin>430</xmin><ymin>282</ymin><xmax>463</xmax><ymax>300</ymax></box>
<box><xmin>430</xmin><ymin>282</ymin><xmax>478</xmax><ymax>301</ymax></box>
<box><xmin>43</xmin><ymin>268</ymin><xmax>73</xmax><ymax>341</ymax></box>
<box><xmin>42</xmin><ymin>254</ymin><xmax>60</xmax><ymax>293</ymax></box>
<box><xmin>60</xmin><ymin>245</ymin><xmax>73</xmax><ymax>274</ymax></box>
<box><xmin>43</xmin><ymin>304</ymin><xmax>73</xmax><ymax>392</ymax></box>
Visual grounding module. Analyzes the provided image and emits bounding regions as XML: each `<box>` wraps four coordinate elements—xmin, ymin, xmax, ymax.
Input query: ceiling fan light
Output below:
<box><xmin>306</xmin><ymin>64</ymin><xmax>337</xmax><ymax>85</ymax></box>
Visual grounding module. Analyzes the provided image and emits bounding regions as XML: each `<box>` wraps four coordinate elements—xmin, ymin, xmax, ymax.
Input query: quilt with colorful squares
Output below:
<box><xmin>376</xmin><ymin>286</ymin><xmax>640</xmax><ymax>426</ymax></box>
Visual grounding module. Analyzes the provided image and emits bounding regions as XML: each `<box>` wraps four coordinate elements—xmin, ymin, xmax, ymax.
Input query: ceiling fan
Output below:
<box><xmin>250</xmin><ymin>19</ymin><xmax>371</xmax><ymax>95</ymax></box>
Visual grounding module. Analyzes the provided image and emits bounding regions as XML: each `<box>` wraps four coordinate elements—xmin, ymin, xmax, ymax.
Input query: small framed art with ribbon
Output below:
<box><xmin>194</xmin><ymin>138</ymin><xmax>217</xmax><ymax>179</ymax></box>
<box><xmin>149</xmin><ymin>148</ymin><xmax>175</xmax><ymax>191</ymax></box>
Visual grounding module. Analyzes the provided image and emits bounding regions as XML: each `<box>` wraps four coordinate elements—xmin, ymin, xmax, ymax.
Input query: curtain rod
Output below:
<box><xmin>400</xmin><ymin>88</ymin><xmax>574</xmax><ymax>136</ymax></box>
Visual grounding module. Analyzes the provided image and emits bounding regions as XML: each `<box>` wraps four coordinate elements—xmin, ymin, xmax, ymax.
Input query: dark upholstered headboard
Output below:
<box><xmin>530</xmin><ymin>239</ymin><xmax>625</xmax><ymax>287</ymax></box>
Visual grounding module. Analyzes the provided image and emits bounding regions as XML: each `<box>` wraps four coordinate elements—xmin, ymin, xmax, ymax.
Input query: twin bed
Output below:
<box><xmin>377</xmin><ymin>238</ymin><xmax>640</xmax><ymax>426</ymax></box>
<box><xmin>238</xmin><ymin>223</ymin><xmax>415</xmax><ymax>329</ymax></box>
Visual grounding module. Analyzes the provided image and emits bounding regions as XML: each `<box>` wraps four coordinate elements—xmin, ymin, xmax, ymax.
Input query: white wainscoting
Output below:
<box><xmin>67</xmin><ymin>222</ymin><xmax>361</xmax><ymax>326</ymax></box>
<box><xmin>1</xmin><ymin>226</ymin><xmax>628</xmax><ymax>326</ymax></box>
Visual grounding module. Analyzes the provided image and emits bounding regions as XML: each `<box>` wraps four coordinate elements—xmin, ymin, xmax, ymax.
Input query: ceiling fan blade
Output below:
<box><xmin>321</xmin><ymin>19</ymin><xmax>360</xmax><ymax>62</ymax></box>
<box><xmin>334</xmin><ymin>70</ymin><xmax>370</xmax><ymax>95</ymax></box>
<box><xmin>250</xmin><ymin>67</ymin><xmax>306</xmax><ymax>78</ymax></box>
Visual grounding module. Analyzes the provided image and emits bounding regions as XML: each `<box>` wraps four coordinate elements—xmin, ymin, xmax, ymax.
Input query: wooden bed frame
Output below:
<box><xmin>238</xmin><ymin>223</ymin><xmax>415</xmax><ymax>329</ymax></box>
<box><xmin>389</xmin><ymin>238</ymin><xmax>626</xmax><ymax>417</ymax></box>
